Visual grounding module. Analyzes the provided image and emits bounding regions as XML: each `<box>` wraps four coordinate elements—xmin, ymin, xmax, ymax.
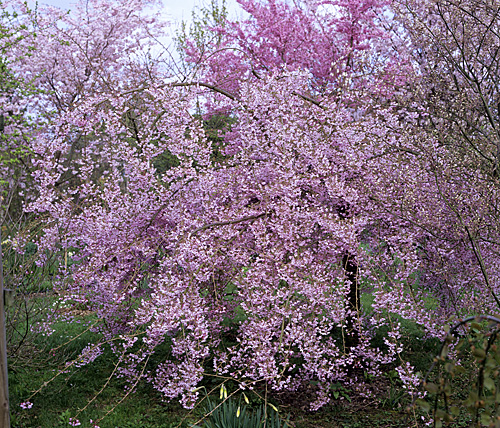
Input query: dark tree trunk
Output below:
<box><xmin>342</xmin><ymin>252</ymin><xmax>360</xmax><ymax>350</ymax></box>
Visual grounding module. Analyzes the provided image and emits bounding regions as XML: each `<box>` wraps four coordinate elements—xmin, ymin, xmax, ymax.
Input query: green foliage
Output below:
<box><xmin>415</xmin><ymin>316</ymin><xmax>500</xmax><ymax>427</ymax></box>
<box><xmin>193</xmin><ymin>398</ymin><xmax>290</xmax><ymax>428</ymax></box>
<box><xmin>202</xmin><ymin>113</ymin><xmax>236</xmax><ymax>165</ymax></box>
<box><xmin>153</xmin><ymin>148</ymin><xmax>181</xmax><ymax>175</ymax></box>
<box><xmin>379</xmin><ymin>371</ymin><xmax>407</xmax><ymax>410</ymax></box>
<box><xmin>330</xmin><ymin>383</ymin><xmax>351</xmax><ymax>402</ymax></box>
<box><xmin>175</xmin><ymin>0</ymin><xmax>228</xmax><ymax>74</ymax></box>
<box><xmin>58</xmin><ymin>409</ymin><xmax>72</xmax><ymax>427</ymax></box>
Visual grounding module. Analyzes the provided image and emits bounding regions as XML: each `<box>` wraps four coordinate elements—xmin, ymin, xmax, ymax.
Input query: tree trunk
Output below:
<box><xmin>343</xmin><ymin>252</ymin><xmax>360</xmax><ymax>350</ymax></box>
<box><xmin>0</xmin><ymin>231</ymin><xmax>11</xmax><ymax>427</ymax></box>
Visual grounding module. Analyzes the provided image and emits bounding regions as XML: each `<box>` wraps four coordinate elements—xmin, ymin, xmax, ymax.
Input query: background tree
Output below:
<box><xmin>367</xmin><ymin>0</ymin><xmax>500</xmax><ymax>318</ymax></box>
<box><xmin>393</xmin><ymin>0</ymin><xmax>500</xmax><ymax>176</ymax></box>
<box><xmin>0</xmin><ymin>3</ymin><xmax>166</xmax><ymax>424</ymax></box>
<box><xmin>177</xmin><ymin>0</ymin><xmax>410</xmax><ymax>103</ymax></box>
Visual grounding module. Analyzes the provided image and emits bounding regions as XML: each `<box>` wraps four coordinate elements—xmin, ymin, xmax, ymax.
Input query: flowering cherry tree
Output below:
<box><xmin>26</xmin><ymin>69</ymin><xmax>432</xmax><ymax>411</ymax></box>
<box><xmin>5</xmin><ymin>0</ymin><xmax>165</xmax><ymax>116</ymax></box>
<box><xmin>1</xmin><ymin>0</ymin><xmax>166</xmax><ymax>217</ymax></box>
<box><xmin>9</xmin><ymin>0</ymin><xmax>500</xmax><ymax>422</ymax></box>
<box><xmin>7</xmin><ymin>0</ymin><xmax>423</xmax><ymax>414</ymax></box>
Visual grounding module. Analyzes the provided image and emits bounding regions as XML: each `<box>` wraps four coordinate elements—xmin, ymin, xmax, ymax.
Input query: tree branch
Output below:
<box><xmin>190</xmin><ymin>212</ymin><xmax>267</xmax><ymax>236</ymax></box>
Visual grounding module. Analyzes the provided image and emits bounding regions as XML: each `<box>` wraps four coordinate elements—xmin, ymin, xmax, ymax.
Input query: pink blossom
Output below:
<box><xmin>19</xmin><ymin>401</ymin><xmax>33</xmax><ymax>409</ymax></box>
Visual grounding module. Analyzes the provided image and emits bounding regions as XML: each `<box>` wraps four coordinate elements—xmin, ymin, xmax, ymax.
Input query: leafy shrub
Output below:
<box><xmin>416</xmin><ymin>316</ymin><xmax>500</xmax><ymax>427</ymax></box>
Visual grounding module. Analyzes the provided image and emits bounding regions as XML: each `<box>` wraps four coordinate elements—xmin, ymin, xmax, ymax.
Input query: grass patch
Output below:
<box><xmin>9</xmin><ymin>306</ymin><xmax>197</xmax><ymax>428</ymax></box>
<box><xmin>8</xmin><ymin>293</ymin><xmax>441</xmax><ymax>428</ymax></box>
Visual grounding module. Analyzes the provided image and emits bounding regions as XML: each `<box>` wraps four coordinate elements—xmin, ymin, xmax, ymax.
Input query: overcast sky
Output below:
<box><xmin>32</xmin><ymin>0</ymin><xmax>241</xmax><ymax>24</ymax></box>
<box><xmin>26</xmin><ymin>0</ymin><xmax>243</xmax><ymax>59</ymax></box>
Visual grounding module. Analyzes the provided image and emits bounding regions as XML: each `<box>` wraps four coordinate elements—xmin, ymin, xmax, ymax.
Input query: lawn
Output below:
<box><xmin>7</xmin><ymin>293</ymin><xmax>440</xmax><ymax>428</ymax></box>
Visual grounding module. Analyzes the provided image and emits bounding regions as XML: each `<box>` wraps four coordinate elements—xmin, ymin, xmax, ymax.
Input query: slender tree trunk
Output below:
<box><xmin>0</xmin><ymin>231</ymin><xmax>11</xmax><ymax>427</ymax></box>
<box><xmin>337</xmin><ymin>201</ymin><xmax>360</xmax><ymax>351</ymax></box>
<box><xmin>343</xmin><ymin>252</ymin><xmax>360</xmax><ymax>349</ymax></box>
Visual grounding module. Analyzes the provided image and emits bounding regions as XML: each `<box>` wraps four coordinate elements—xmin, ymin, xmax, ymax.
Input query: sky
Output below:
<box><xmin>27</xmin><ymin>0</ymin><xmax>243</xmax><ymax>58</ymax></box>
<box><xmin>33</xmin><ymin>0</ymin><xmax>241</xmax><ymax>24</ymax></box>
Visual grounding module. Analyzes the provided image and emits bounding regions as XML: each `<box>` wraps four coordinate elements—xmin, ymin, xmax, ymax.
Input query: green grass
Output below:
<box><xmin>7</xmin><ymin>293</ymin><xmax>442</xmax><ymax>428</ymax></box>
<box><xmin>9</xmin><ymin>312</ymin><xmax>196</xmax><ymax>428</ymax></box>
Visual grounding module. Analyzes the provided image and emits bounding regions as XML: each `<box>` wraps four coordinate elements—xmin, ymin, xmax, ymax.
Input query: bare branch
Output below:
<box><xmin>190</xmin><ymin>212</ymin><xmax>267</xmax><ymax>236</ymax></box>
